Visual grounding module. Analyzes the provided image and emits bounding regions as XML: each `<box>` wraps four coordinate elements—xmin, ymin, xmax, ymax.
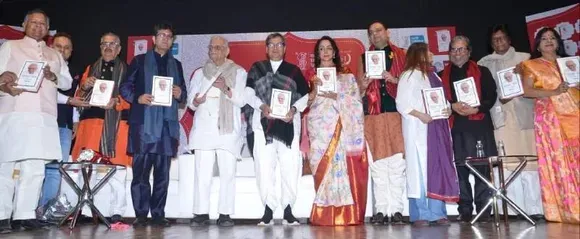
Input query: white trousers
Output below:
<box><xmin>253</xmin><ymin>133</ymin><xmax>302</xmax><ymax>211</ymax></box>
<box><xmin>61</xmin><ymin>169</ymin><xmax>127</xmax><ymax>217</ymax></box>
<box><xmin>0</xmin><ymin>159</ymin><xmax>46</xmax><ymax>220</ymax></box>
<box><xmin>368</xmin><ymin>153</ymin><xmax>406</xmax><ymax>215</ymax></box>
<box><xmin>494</xmin><ymin>168</ymin><xmax>544</xmax><ymax>215</ymax></box>
<box><xmin>193</xmin><ymin>149</ymin><xmax>237</xmax><ymax>215</ymax></box>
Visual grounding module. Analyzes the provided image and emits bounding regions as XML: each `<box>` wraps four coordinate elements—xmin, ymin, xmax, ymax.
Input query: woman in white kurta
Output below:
<box><xmin>396</xmin><ymin>43</ymin><xmax>457</xmax><ymax>226</ymax></box>
<box><xmin>187</xmin><ymin>36</ymin><xmax>247</xmax><ymax>227</ymax></box>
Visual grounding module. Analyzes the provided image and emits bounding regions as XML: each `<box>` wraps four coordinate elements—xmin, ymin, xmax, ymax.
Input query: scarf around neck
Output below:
<box><xmin>143</xmin><ymin>50</ymin><xmax>182</xmax><ymax>145</ymax></box>
<box><xmin>441</xmin><ymin>60</ymin><xmax>484</xmax><ymax>128</ymax></box>
<box><xmin>426</xmin><ymin>70</ymin><xmax>460</xmax><ymax>202</ymax></box>
<box><xmin>79</xmin><ymin>57</ymin><xmax>126</xmax><ymax>157</ymax></box>
<box><xmin>255</xmin><ymin>72</ymin><xmax>302</xmax><ymax>147</ymax></box>
<box><xmin>202</xmin><ymin>59</ymin><xmax>241</xmax><ymax>135</ymax></box>
<box><xmin>366</xmin><ymin>42</ymin><xmax>406</xmax><ymax>115</ymax></box>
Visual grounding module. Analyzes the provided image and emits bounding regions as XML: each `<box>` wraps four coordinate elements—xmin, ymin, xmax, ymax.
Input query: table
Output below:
<box><xmin>459</xmin><ymin>155</ymin><xmax>538</xmax><ymax>226</ymax></box>
<box><xmin>57</xmin><ymin>162</ymin><xmax>126</xmax><ymax>229</ymax></box>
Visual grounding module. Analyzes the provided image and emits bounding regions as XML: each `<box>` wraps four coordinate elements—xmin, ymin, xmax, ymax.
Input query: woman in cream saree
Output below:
<box><xmin>307</xmin><ymin>36</ymin><xmax>367</xmax><ymax>226</ymax></box>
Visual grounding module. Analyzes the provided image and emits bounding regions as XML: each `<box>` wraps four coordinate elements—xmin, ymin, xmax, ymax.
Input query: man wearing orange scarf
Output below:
<box><xmin>356</xmin><ymin>21</ymin><xmax>406</xmax><ymax>224</ymax></box>
<box><xmin>440</xmin><ymin>35</ymin><xmax>498</xmax><ymax>223</ymax></box>
<box><xmin>71</xmin><ymin>33</ymin><xmax>130</xmax><ymax>224</ymax></box>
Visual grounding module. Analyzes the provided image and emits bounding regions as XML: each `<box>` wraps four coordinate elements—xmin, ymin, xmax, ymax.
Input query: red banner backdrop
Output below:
<box><xmin>525</xmin><ymin>3</ymin><xmax>580</xmax><ymax>56</ymax></box>
<box><xmin>226</xmin><ymin>32</ymin><xmax>365</xmax><ymax>76</ymax></box>
<box><xmin>127</xmin><ymin>32</ymin><xmax>366</xmax><ymax>77</ymax></box>
<box><xmin>0</xmin><ymin>25</ymin><xmax>56</xmax><ymax>46</ymax></box>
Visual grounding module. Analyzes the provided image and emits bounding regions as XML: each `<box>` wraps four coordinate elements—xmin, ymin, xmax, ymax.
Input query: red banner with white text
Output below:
<box><xmin>525</xmin><ymin>3</ymin><xmax>580</xmax><ymax>56</ymax></box>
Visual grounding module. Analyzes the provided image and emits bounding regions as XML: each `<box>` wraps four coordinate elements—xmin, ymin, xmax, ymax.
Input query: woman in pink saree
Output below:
<box><xmin>520</xmin><ymin>27</ymin><xmax>579</xmax><ymax>223</ymax></box>
<box><xmin>306</xmin><ymin>36</ymin><xmax>368</xmax><ymax>226</ymax></box>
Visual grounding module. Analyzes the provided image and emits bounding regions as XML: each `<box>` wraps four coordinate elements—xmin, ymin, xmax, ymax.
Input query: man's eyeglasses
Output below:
<box><xmin>100</xmin><ymin>42</ymin><xmax>119</xmax><ymax>48</ymax></box>
<box><xmin>450</xmin><ymin>47</ymin><xmax>468</xmax><ymax>54</ymax></box>
<box><xmin>157</xmin><ymin>33</ymin><xmax>174</xmax><ymax>39</ymax></box>
<box><xmin>267</xmin><ymin>42</ymin><xmax>285</xmax><ymax>48</ymax></box>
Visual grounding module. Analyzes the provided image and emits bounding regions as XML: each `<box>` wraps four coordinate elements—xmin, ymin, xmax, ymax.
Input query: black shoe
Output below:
<box><xmin>110</xmin><ymin>214</ymin><xmax>123</xmax><ymax>224</ymax></box>
<box><xmin>10</xmin><ymin>220</ymin><xmax>22</xmax><ymax>232</ymax></box>
<box><xmin>0</xmin><ymin>219</ymin><xmax>11</xmax><ymax>234</ymax></box>
<box><xmin>371</xmin><ymin>213</ymin><xmax>385</xmax><ymax>225</ymax></box>
<box><xmin>283</xmin><ymin>205</ymin><xmax>300</xmax><ymax>225</ymax></box>
<box><xmin>190</xmin><ymin>214</ymin><xmax>210</xmax><ymax>227</ymax></box>
<box><xmin>457</xmin><ymin>214</ymin><xmax>472</xmax><ymax>223</ymax></box>
<box><xmin>217</xmin><ymin>214</ymin><xmax>234</xmax><ymax>227</ymax></box>
<box><xmin>19</xmin><ymin>219</ymin><xmax>50</xmax><ymax>230</ymax></box>
<box><xmin>382</xmin><ymin>214</ymin><xmax>390</xmax><ymax>224</ymax></box>
<box><xmin>150</xmin><ymin>217</ymin><xmax>171</xmax><ymax>227</ymax></box>
<box><xmin>133</xmin><ymin>217</ymin><xmax>148</xmax><ymax>227</ymax></box>
<box><xmin>258</xmin><ymin>206</ymin><xmax>274</xmax><ymax>226</ymax></box>
<box><xmin>530</xmin><ymin>214</ymin><xmax>545</xmax><ymax>222</ymax></box>
<box><xmin>391</xmin><ymin>212</ymin><xmax>405</xmax><ymax>224</ymax></box>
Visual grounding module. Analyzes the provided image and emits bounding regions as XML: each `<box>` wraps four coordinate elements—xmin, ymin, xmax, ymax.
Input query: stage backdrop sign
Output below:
<box><xmin>127</xmin><ymin>26</ymin><xmax>456</xmax><ymax>156</ymax></box>
<box><xmin>525</xmin><ymin>3</ymin><xmax>580</xmax><ymax>56</ymax></box>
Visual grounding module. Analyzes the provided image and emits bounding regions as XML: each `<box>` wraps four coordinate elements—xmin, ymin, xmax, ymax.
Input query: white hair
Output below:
<box><xmin>210</xmin><ymin>35</ymin><xmax>229</xmax><ymax>47</ymax></box>
<box><xmin>449</xmin><ymin>35</ymin><xmax>472</xmax><ymax>51</ymax></box>
<box><xmin>101</xmin><ymin>32</ymin><xmax>121</xmax><ymax>44</ymax></box>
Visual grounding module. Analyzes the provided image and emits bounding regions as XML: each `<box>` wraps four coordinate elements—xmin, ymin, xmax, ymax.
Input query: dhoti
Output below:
<box><xmin>365</xmin><ymin>112</ymin><xmax>405</xmax><ymax>215</ymax></box>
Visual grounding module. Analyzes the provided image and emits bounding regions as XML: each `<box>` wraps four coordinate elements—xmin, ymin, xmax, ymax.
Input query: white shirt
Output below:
<box><xmin>56</xmin><ymin>91</ymin><xmax>79</xmax><ymax>123</ymax></box>
<box><xmin>270</xmin><ymin>60</ymin><xmax>282</xmax><ymax>73</ymax></box>
<box><xmin>0</xmin><ymin>36</ymin><xmax>72</xmax><ymax>162</ymax></box>
<box><xmin>187</xmin><ymin>67</ymin><xmax>247</xmax><ymax>156</ymax></box>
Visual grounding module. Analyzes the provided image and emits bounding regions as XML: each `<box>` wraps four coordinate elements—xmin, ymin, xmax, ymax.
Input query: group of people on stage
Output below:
<box><xmin>0</xmin><ymin>8</ymin><xmax>578</xmax><ymax>234</ymax></box>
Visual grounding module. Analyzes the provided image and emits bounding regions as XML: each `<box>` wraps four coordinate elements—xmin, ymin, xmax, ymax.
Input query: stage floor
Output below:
<box><xmin>3</xmin><ymin>220</ymin><xmax>579</xmax><ymax>238</ymax></box>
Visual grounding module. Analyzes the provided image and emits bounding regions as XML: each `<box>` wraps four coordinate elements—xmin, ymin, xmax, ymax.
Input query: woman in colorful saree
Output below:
<box><xmin>306</xmin><ymin>36</ymin><xmax>368</xmax><ymax>226</ymax></box>
<box><xmin>520</xmin><ymin>27</ymin><xmax>579</xmax><ymax>224</ymax></box>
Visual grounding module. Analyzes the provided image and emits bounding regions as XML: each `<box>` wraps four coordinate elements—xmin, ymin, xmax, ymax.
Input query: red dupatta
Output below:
<box><xmin>441</xmin><ymin>60</ymin><xmax>484</xmax><ymax>127</ymax></box>
<box><xmin>365</xmin><ymin>43</ymin><xmax>406</xmax><ymax>115</ymax></box>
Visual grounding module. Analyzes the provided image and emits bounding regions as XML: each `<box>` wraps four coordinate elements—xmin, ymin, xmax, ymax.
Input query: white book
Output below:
<box><xmin>453</xmin><ymin>77</ymin><xmax>480</xmax><ymax>107</ymax></box>
<box><xmin>151</xmin><ymin>76</ymin><xmax>173</xmax><ymax>107</ymax></box>
<box><xmin>365</xmin><ymin>50</ymin><xmax>386</xmax><ymax>79</ymax></box>
<box><xmin>496</xmin><ymin>67</ymin><xmax>524</xmax><ymax>99</ymax></box>
<box><xmin>421</xmin><ymin>87</ymin><xmax>448</xmax><ymax>120</ymax></box>
<box><xmin>15</xmin><ymin>60</ymin><xmax>46</xmax><ymax>92</ymax></box>
<box><xmin>270</xmin><ymin>89</ymin><xmax>291</xmax><ymax>119</ymax></box>
<box><xmin>316</xmin><ymin>67</ymin><xmax>337</xmax><ymax>93</ymax></box>
<box><xmin>556</xmin><ymin>56</ymin><xmax>579</xmax><ymax>87</ymax></box>
<box><xmin>89</xmin><ymin>79</ymin><xmax>115</xmax><ymax>107</ymax></box>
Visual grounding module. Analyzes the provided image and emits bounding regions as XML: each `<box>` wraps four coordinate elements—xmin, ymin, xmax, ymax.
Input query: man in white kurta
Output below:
<box><xmin>244</xmin><ymin>33</ymin><xmax>309</xmax><ymax>226</ymax></box>
<box><xmin>0</xmin><ymin>10</ymin><xmax>72</xmax><ymax>232</ymax></box>
<box><xmin>187</xmin><ymin>36</ymin><xmax>247</xmax><ymax>227</ymax></box>
<box><xmin>477</xmin><ymin>25</ymin><xmax>543</xmax><ymax>219</ymax></box>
